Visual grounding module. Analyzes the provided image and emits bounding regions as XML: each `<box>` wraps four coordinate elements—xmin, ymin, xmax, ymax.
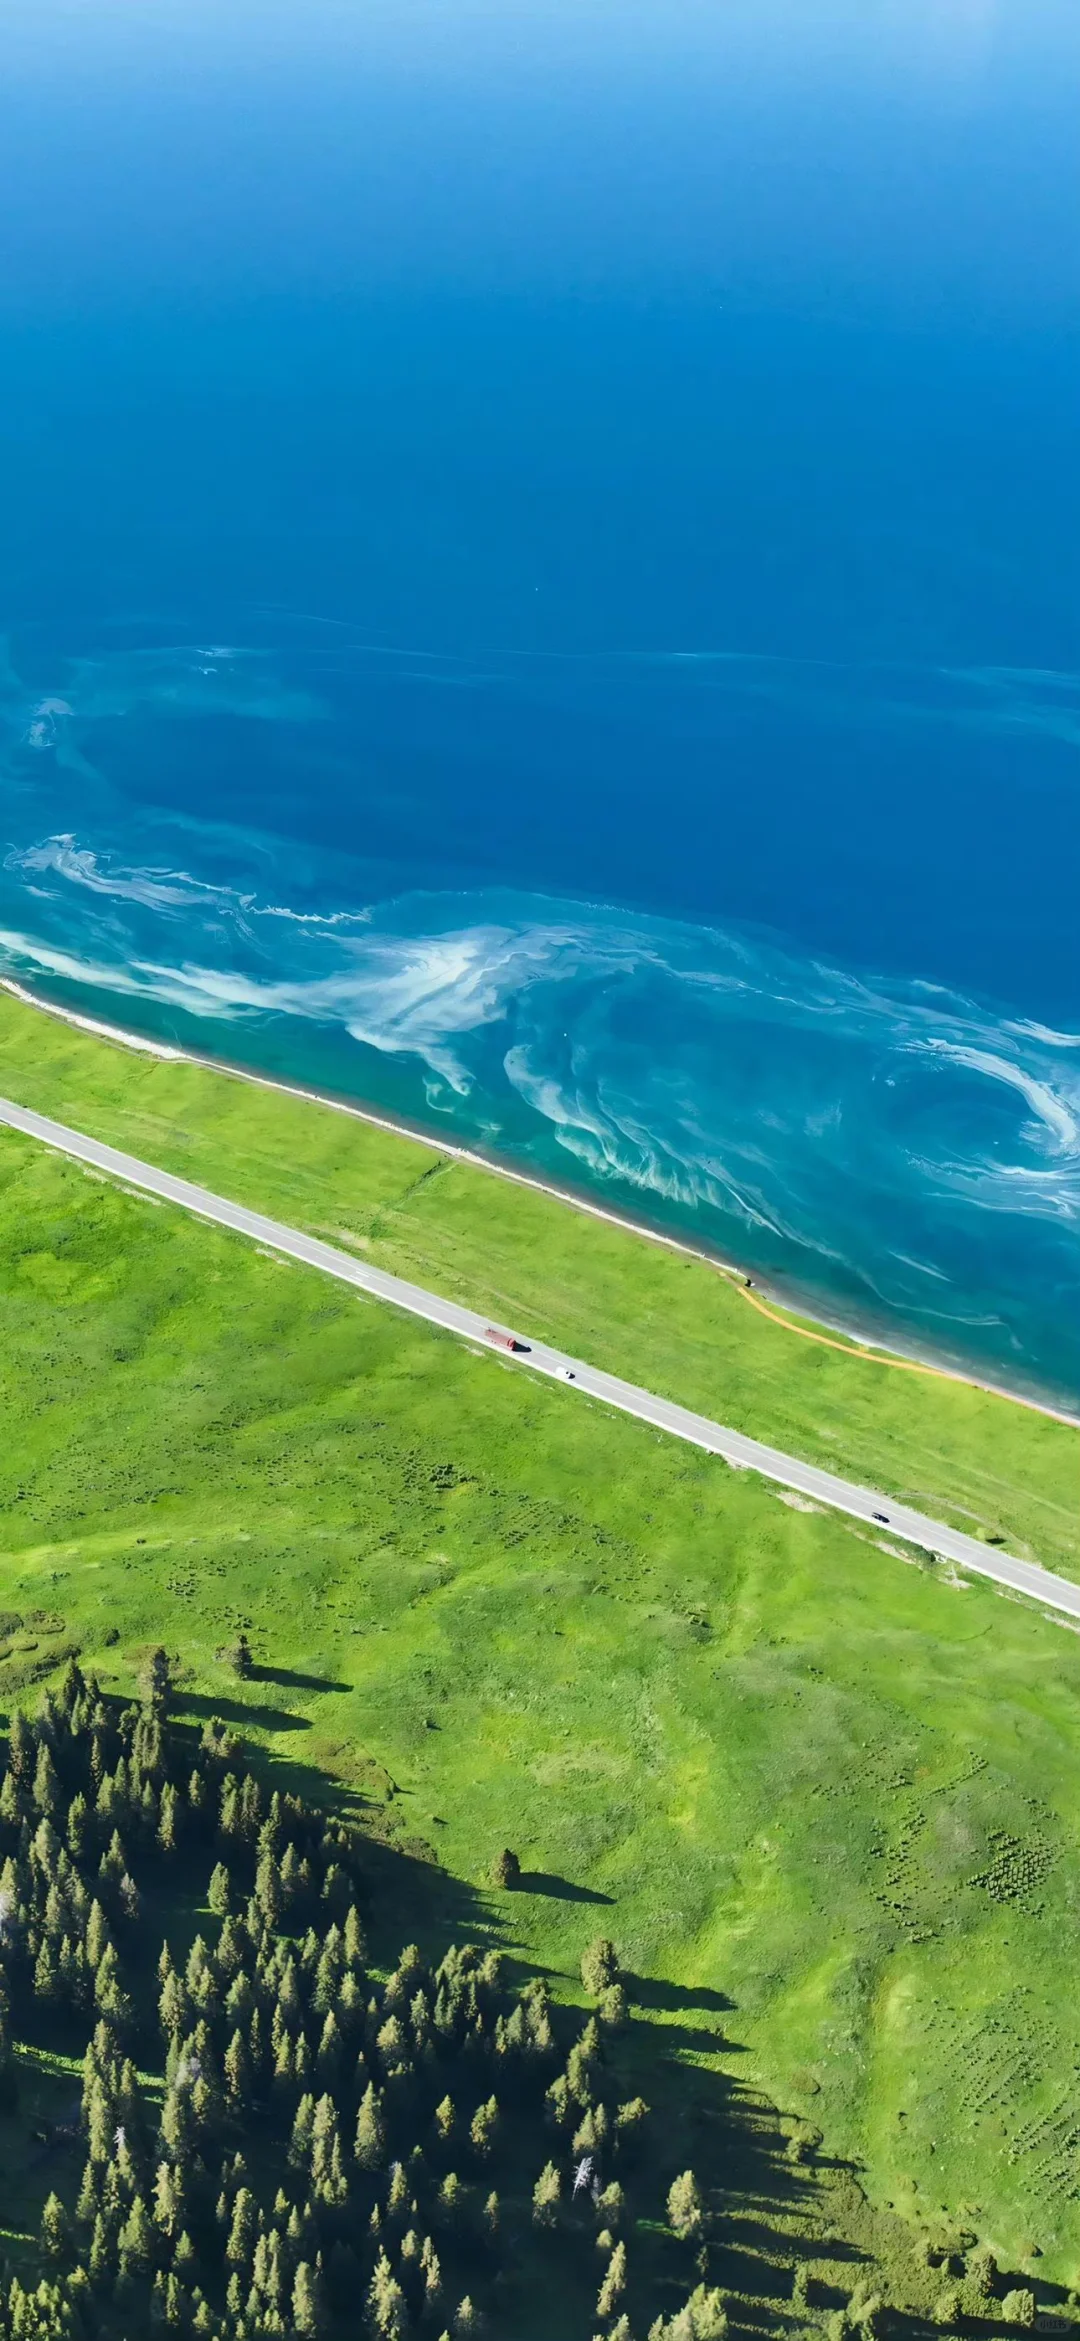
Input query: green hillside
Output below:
<box><xmin>1</xmin><ymin>1001</ymin><xmax>1080</xmax><ymax>2293</ymax></box>
<box><xmin>0</xmin><ymin>987</ymin><xmax>1076</xmax><ymax>1581</ymax></box>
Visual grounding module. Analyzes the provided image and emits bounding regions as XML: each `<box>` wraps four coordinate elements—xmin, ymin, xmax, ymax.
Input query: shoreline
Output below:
<box><xmin>3</xmin><ymin>973</ymin><xmax>1078</xmax><ymax>1433</ymax></box>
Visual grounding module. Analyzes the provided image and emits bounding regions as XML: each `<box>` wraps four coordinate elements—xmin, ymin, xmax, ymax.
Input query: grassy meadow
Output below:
<box><xmin>2</xmin><ymin>996</ymin><xmax>1080</xmax><ymax>2289</ymax></box>
<box><xmin>0</xmin><ymin>987</ymin><xmax>1076</xmax><ymax>1581</ymax></box>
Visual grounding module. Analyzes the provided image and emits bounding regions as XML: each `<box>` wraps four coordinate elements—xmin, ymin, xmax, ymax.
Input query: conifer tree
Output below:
<box><xmin>9</xmin><ymin>1710</ymin><xmax>34</xmax><ymax>1785</ymax></box>
<box><xmin>85</xmin><ymin>1898</ymin><xmax>111</xmax><ymax>1973</ymax></box>
<box><xmin>598</xmin><ymin>2242</ymin><xmax>628</xmax><ymax>2320</ymax></box>
<box><xmin>118</xmin><ymin>2194</ymin><xmax>154</xmax><ymax>2278</ymax></box>
<box><xmin>355</xmin><ymin>2081</ymin><xmax>387</xmax><ymax>2171</ymax></box>
<box><xmin>581</xmin><ymin>1937</ymin><xmax>620</xmax><ymax>1997</ymax></box>
<box><xmin>317</xmin><ymin>2008</ymin><xmax>343</xmax><ymax>2089</ymax></box>
<box><xmin>142</xmin><ymin>1647</ymin><xmax>173</xmax><ymax>1717</ymax></box>
<box><xmin>290</xmin><ymin>2092</ymin><xmax>316</xmax><ymax>2170</ymax></box>
<box><xmin>368</xmin><ymin>2250</ymin><xmax>407</xmax><ymax>2341</ymax></box>
<box><xmin>292</xmin><ymin>2260</ymin><xmax>326</xmax><ymax>2338</ymax></box>
<box><xmin>39</xmin><ymin>2192</ymin><xmax>72</xmax><ymax>2265</ymax></box>
<box><xmin>667</xmin><ymin>2170</ymin><xmax>705</xmax><ymax>2242</ymax></box>
<box><xmin>421</xmin><ymin>2234</ymin><xmax>444</xmax><ymax>2313</ymax></box>
<box><xmin>164</xmin><ymin>2270</ymin><xmax>187</xmax><ymax>2330</ymax></box>
<box><xmin>89</xmin><ymin>2211</ymin><xmax>113</xmax><ymax>2289</ymax></box>
<box><xmin>533</xmin><ymin>2162</ymin><xmax>561</xmax><ymax>2227</ymax></box>
<box><xmin>66</xmin><ymin>1790</ymin><xmax>92</xmax><ymax>1864</ymax></box>
<box><xmin>157</xmin><ymin>1783</ymin><xmax>180</xmax><ymax>1854</ymax></box>
<box><xmin>226</xmin><ymin>2186</ymin><xmax>258</xmax><ymax>2271</ymax></box>
<box><xmin>208</xmin><ymin>1862</ymin><xmax>232</xmax><ymax>1917</ymax></box>
<box><xmin>152</xmin><ymin>2161</ymin><xmax>181</xmax><ymax>2241</ymax></box>
<box><xmin>33</xmin><ymin>1741</ymin><xmax>62</xmax><ymax>1818</ymax></box>
<box><xmin>225</xmin><ymin>2027</ymin><xmax>253</xmax><ymax>2109</ymax></box>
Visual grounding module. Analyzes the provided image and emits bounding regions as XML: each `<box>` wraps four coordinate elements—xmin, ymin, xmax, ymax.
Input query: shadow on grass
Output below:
<box><xmin>249</xmin><ymin>1664</ymin><xmax>350</xmax><ymax>1694</ymax></box>
<box><xmin>173</xmin><ymin>1690</ymin><xmax>312</xmax><ymax>1734</ymax></box>
<box><xmin>516</xmin><ymin>1870</ymin><xmax>615</xmax><ymax>1904</ymax></box>
<box><xmin>632</xmin><ymin>1973</ymin><xmax>734</xmax><ymax>2017</ymax></box>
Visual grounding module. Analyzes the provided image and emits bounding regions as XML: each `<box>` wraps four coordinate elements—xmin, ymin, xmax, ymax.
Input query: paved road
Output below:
<box><xmin>3</xmin><ymin>1093</ymin><xmax>1077</xmax><ymax>1622</ymax></box>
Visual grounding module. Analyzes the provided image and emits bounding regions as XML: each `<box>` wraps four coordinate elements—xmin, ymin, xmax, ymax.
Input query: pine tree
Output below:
<box><xmin>118</xmin><ymin>2194</ymin><xmax>154</xmax><ymax>2277</ymax></box>
<box><xmin>255</xmin><ymin>1847</ymin><xmax>283</xmax><ymax>1925</ymax></box>
<box><xmin>681</xmin><ymin>2289</ymin><xmax>728</xmax><ymax>2339</ymax></box>
<box><xmin>33</xmin><ymin>1741</ymin><xmax>62</xmax><ymax>1817</ymax></box>
<box><xmin>581</xmin><ymin>1937</ymin><xmax>620</xmax><ymax>1997</ymax></box>
<box><xmin>152</xmin><ymin>2160</ymin><xmax>180</xmax><ymax>2241</ymax></box>
<box><xmin>386</xmin><ymin>2161</ymin><xmax>409</xmax><ymax>2224</ymax></box>
<box><xmin>290</xmin><ymin>2093</ymin><xmax>316</xmax><ymax>2169</ymax></box>
<box><xmin>967</xmin><ymin>2247</ymin><xmax>998</xmax><ymax>2306</ymax></box>
<box><xmin>160</xmin><ymin>1968</ymin><xmax>189</xmax><ymax>2039</ymax></box>
<box><xmin>355</xmin><ymin>2081</ymin><xmax>387</xmax><ymax>2171</ymax></box>
<box><xmin>225</xmin><ymin>2027</ymin><xmax>253</xmax><ymax>2108</ymax></box>
<box><xmin>142</xmin><ymin>1647</ymin><xmax>173</xmax><ymax>1716</ymax></box>
<box><xmin>573</xmin><ymin>2102</ymin><xmax>608</xmax><ymax>2157</ymax></box>
<box><xmin>437</xmin><ymin>2173</ymin><xmax>463</xmax><ymax>2231</ymax></box>
<box><xmin>208</xmin><ymin>1862</ymin><xmax>232</xmax><ymax>1917</ymax></box>
<box><xmin>492</xmin><ymin>1848</ymin><xmax>520</xmax><ymax>1889</ymax></box>
<box><xmin>292</xmin><ymin>2260</ymin><xmax>326</xmax><ymax>2338</ymax></box>
<box><xmin>532</xmin><ymin>2162</ymin><xmax>561</xmax><ymax>2227</ymax></box>
<box><xmin>597</xmin><ymin>2180</ymin><xmax>626</xmax><ymax>2230</ymax></box>
<box><xmin>94</xmin><ymin>1941</ymin><xmax>134</xmax><ymax>2034</ymax></box>
<box><xmin>599</xmin><ymin>1982</ymin><xmax>628</xmax><ymax>2031</ymax></box>
<box><xmin>226</xmin><ymin>2186</ymin><xmax>258</xmax><ymax>2271</ymax></box>
<box><xmin>33</xmin><ymin>1935</ymin><xmax>61</xmax><ymax>2005</ymax></box>
<box><xmin>66</xmin><ymin>1790</ymin><xmax>93</xmax><ymax>1864</ymax></box>
<box><xmin>597</xmin><ymin>2242</ymin><xmax>628</xmax><ymax>2320</ymax></box>
<box><xmin>40</xmin><ymin>2192</ymin><xmax>72</xmax><ymax>2265</ymax></box>
<box><xmin>667</xmin><ymin>2170</ymin><xmax>705</xmax><ymax>2242</ymax></box>
<box><xmin>89</xmin><ymin>2210</ymin><xmax>113</xmax><ymax>2290</ymax></box>
<box><xmin>421</xmin><ymin>2235</ymin><xmax>444</xmax><ymax>2313</ymax></box>
<box><xmin>9</xmin><ymin>1711</ymin><xmax>34</xmax><ymax>1785</ymax></box>
<box><xmin>316</xmin><ymin>2009</ymin><xmax>342</xmax><ymax>2089</ymax></box>
<box><xmin>368</xmin><ymin>2250</ymin><xmax>407</xmax><ymax>2341</ymax></box>
<box><xmin>85</xmin><ymin>1899</ymin><xmax>111</xmax><ymax>1973</ymax></box>
<box><xmin>470</xmin><ymin>2096</ymin><xmax>499</xmax><ymax>2159</ymax></box>
<box><xmin>158</xmin><ymin>1783</ymin><xmax>181</xmax><ymax>1854</ymax></box>
<box><xmin>164</xmin><ymin>2272</ymin><xmax>187</xmax><ymax>2330</ymax></box>
<box><xmin>76</xmin><ymin>2160</ymin><xmax>100</xmax><ymax>2227</ymax></box>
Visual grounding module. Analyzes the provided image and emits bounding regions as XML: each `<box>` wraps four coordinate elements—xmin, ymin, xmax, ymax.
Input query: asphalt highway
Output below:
<box><xmin>3</xmin><ymin>1094</ymin><xmax>1077</xmax><ymax>1622</ymax></box>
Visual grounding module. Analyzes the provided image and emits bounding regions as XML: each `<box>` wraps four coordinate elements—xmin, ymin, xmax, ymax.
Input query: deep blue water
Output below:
<box><xmin>1</xmin><ymin>0</ymin><xmax>1079</xmax><ymax>1402</ymax></box>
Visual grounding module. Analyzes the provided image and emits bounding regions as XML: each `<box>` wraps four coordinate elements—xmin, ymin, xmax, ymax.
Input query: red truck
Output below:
<box><xmin>484</xmin><ymin>1326</ymin><xmax>529</xmax><ymax>1354</ymax></box>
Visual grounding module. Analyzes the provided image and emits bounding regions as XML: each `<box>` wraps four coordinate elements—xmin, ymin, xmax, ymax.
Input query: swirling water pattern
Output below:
<box><xmin>0</xmin><ymin>639</ymin><xmax>1077</xmax><ymax>1406</ymax></box>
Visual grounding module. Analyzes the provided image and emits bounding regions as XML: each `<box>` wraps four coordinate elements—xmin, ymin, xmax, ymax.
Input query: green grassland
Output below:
<box><xmin>1</xmin><ymin>1006</ymin><xmax>1080</xmax><ymax>2290</ymax></box>
<box><xmin>0</xmin><ymin>987</ymin><xmax>1076</xmax><ymax>1580</ymax></box>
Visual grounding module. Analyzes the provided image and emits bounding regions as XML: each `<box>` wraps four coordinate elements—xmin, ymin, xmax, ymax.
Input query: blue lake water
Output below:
<box><xmin>0</xmin><ymin>0</ymin><xmax>1078</xmax><ymax>1403</ymax></box>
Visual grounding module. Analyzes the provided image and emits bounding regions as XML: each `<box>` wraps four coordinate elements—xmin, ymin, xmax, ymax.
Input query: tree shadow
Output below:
<box><xmin>631</xmin><ymin>1973</ymin><xmax>734</xmax><ymax>2017</ymax></box>
<box><xmin>515</xmin><ymin>1870</ymin><xmax>615</xmax><ymax>1904</ymax></box>
<box><xmin>248</xmin><ymin>1664</ymin><xmax>350</xmax><ymax>1695</ymax></box>
<box><xmin>172</xmin><ymin>1690</ymin><xmax>312</xmax><ymax>1734</ymax></box>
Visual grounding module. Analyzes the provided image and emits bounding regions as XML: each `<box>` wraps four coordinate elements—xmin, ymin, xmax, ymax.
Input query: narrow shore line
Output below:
<box><xmin>3</xmin><ymin>974</ymin><xmax>1078</xmax><ymax>1433</ymax></box>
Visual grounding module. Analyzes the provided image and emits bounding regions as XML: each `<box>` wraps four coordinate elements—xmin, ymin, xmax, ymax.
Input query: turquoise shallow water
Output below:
<box><xmin>0</xmin><ymin>3</ymin><xmax>1078</xmax><ymax>1402</ymax></box>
